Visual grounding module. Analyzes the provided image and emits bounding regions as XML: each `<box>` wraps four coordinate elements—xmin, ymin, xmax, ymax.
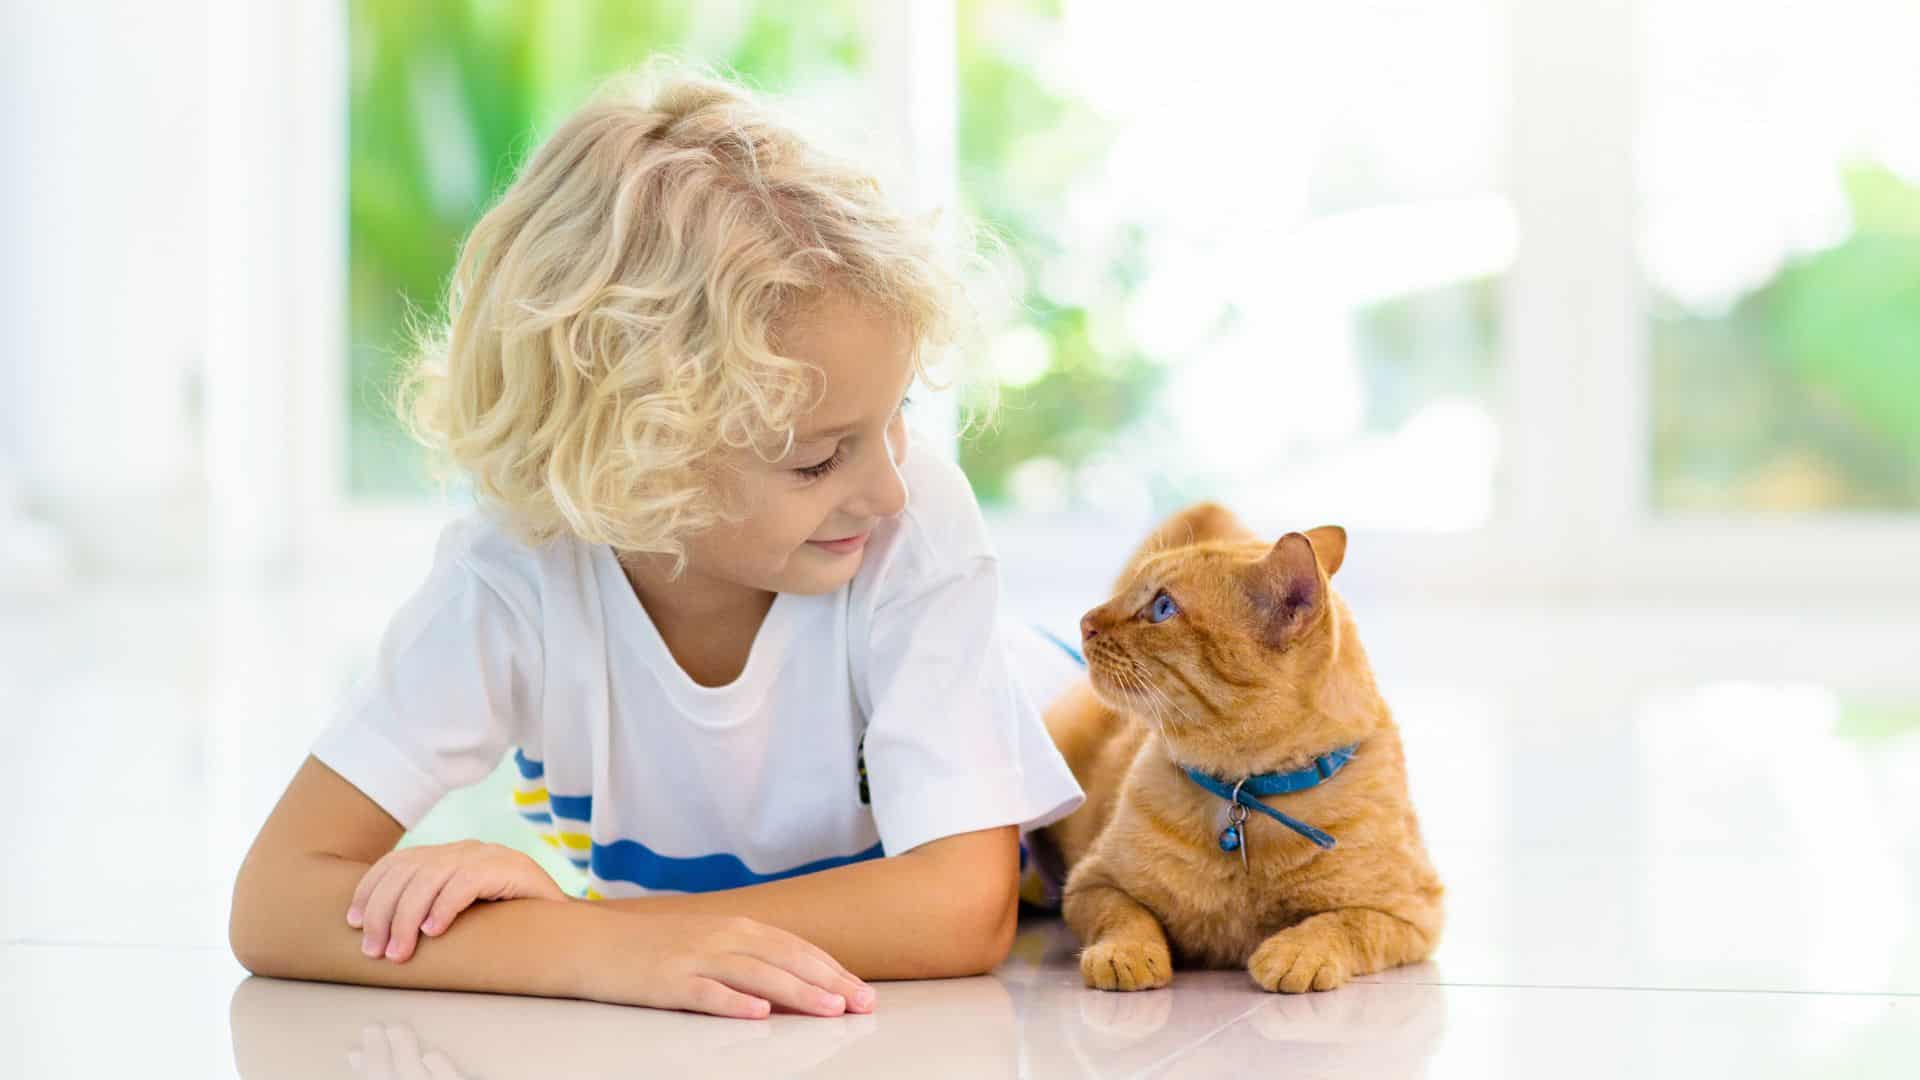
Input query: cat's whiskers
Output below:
<box><xmin>1114</xmin><ymin>664</ymin><xmax>1168</xmax><ymax>737</ymax></box>
<box><xmin>1136</xmin><ymin>667</ymin><xmax>1198</xmax><ymax>731</ymax></box>
<box><xmin>1121</xmin><ymin>653</ymin><xmax>1190</xmax><ymax>726</ymax></box>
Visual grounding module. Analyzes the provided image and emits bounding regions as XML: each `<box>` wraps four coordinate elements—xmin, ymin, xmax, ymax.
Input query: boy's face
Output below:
<box><xmin>685</xmin><ymin>291</ymin><xmax>917</xmax><ymax>597</ymax></box>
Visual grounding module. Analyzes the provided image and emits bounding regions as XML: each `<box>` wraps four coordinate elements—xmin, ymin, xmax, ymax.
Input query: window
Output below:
<box><xmin>954</xmin><ymin>0</ymin><xmax>1511</xmax><ymax>533</ymax></box>
<box><xmin>1642</xmin><ymin>0</ymin><xmax>1920</xmax><ymax>514</ymax></box>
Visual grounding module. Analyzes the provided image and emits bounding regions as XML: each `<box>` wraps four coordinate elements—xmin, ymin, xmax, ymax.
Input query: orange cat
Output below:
<box><xmin>1037</xmin><ymin>502</ymin><xmax>1442</xmax><ymax>993</ymax></box>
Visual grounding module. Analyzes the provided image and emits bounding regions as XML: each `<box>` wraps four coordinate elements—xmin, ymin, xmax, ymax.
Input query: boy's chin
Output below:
<box><xmin>775</xmin><ymin>545</ymin><xmax>865</xmax><ymax>595</ymax></box>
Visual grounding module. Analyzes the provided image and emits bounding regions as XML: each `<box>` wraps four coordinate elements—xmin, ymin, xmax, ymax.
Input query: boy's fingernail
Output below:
<box><xmin>361</xmin><ymin>938</ymin><xmax>380</xmax><ymax>957</ymax></box>
<box><xmin>421</xmin><ymin>916</ymin><xmax>437</xmax><ymax>933</ymax></box>
<box><xmin>345</xmin><ymin>907</ymin><xmax>362</xmax><ymax>927</ymax></box>
<box><xmin>385</xmin><ymin>941</ymin><xmax>405</xmax><ymax>960</ymax></box>
<box><xmin>853</xmin><ymin>987</ymin><xmax>875</xmax><ymax>1007</ymax></box>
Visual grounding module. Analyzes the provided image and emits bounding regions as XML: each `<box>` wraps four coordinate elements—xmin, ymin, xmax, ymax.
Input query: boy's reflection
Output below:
<box><xmin>229</xmin><ymin>971</ymin><xmax>1018</xmax><ymax>1078</ymax></box>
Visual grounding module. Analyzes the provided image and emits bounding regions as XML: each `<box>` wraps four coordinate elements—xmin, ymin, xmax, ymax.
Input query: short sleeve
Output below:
<box><xmin>310</xmin><ymin>552</ymin><xmax>542</xmax><ymax>829</ymax></box>
<box><xmin>859</xmin><ymin>555</ymin><xmax>1084</xmax><ymax>856</ymax></box>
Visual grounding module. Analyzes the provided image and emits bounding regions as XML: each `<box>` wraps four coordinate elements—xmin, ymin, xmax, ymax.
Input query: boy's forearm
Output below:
<box><xmin>230</xmin><ymin>851</ymin><xmax>604</xmax><ymax>999</ymax></box>
<box><xmin>592</xmin><ymin>830</ymin><xmax>1020</xmax><ymax>981</ymax></box>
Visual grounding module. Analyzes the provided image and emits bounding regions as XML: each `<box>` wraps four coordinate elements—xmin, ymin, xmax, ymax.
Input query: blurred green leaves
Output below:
<box><xmin>1652</xmin><ymin>162</ymin><xmax>1920</xmax><ymax>512</ymax></box>
<box><xmin>952</xmin><ymin>0</ymin><xmax>1163</xmax><ymax>506</ymax></box>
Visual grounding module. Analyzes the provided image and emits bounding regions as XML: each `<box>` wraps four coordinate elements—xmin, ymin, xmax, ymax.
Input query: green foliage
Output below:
<box><xmin>1653</xmin><ymin>163</ymin><xmax>1920</xmax><ymax>511</ymax></box>
<box><xmin>1352</xmin><ymin>277</ymin><xmax>1502</xmax><ymax>433</ymax></box>
<box><xmin>952</xmin><ymin>0</ymin><xmax>1163</xmax><ymax>505</ymax></box>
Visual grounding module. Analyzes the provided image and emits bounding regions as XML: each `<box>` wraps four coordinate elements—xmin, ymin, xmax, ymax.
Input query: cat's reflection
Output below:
<box><xmin>1012</xmin><ymin>918</ymin><xmax>1448</xmax><ymax>1080</ymax></box>
<box><xmin>229</xmin><ymin>971</ymin><xmax>1018</xmax><ymax>1078</ymax></box>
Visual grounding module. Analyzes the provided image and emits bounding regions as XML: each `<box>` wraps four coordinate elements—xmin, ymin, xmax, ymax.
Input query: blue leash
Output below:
<box><xmin>1182</xmin><ymin>745</ymin><xmax>1357</xmax><ymax>853</ymax></box>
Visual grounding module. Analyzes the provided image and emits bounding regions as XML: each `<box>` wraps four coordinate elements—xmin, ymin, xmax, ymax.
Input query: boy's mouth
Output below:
<box><xmin>807</xmin><ymin>530</ymin><xmax>870</xmax><ymax>554</ymax></box>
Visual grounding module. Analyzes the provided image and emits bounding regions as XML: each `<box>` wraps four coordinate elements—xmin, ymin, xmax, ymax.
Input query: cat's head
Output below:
<box><xmin>1079</xmin><ymin>523</ymin><xmax>1365</xmax><ymax>768</ymax></box>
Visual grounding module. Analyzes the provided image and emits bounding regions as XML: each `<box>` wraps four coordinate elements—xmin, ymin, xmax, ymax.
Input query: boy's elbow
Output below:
<box><xmin>228</xmin><ymin>871</ymin><xmax>276</xmax><ymax>977</ymax></box>
<box><xmin>228</xmin><ymin>859</ymin><xmax>304</xmax><ymax>979</ymax></box>
<box><xmin>903</xmin><ymin>826</ymin><xmax>1023</xmax><ymax>977</ymax></box>
<box><xmin>949</xmin><ymin>864</ymin><xmax>1021</xmax><ymax>976</ymax></box>
<box><xmin>970</xmin><ymin>890</ymin><xmax>1020</xmax><ymax>974</ymax></box>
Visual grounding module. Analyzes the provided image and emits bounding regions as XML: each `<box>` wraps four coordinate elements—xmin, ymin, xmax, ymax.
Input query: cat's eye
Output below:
<box><xmin>1146</xmin><ymin>590</ymin><xmax>1180</xmax><ymax>623</ymax></box>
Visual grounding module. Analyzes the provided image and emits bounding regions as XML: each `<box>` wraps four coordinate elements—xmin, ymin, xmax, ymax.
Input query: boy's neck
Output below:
<box><xmin>616</xmin><ymin>551</ymin><xmax>777</xmax><ymax>687</ymax></box>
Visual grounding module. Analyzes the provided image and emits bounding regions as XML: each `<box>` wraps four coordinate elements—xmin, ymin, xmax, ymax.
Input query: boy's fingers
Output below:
<box><xmin>683</xmin><ymin>976</ymin><xmax>771</xmax><ymax>1020</ymax></box>
<box><xmin>707</xmin><ymin>955</ymin><xmax>846</xmax><ymax>1017</ymax></box>
<box><xmin>745</xmin><ymin>924</ymin><xmax>871</xmax><ymax>1007</ymax></box>
<box><xmin>345</xmin><ymin>857</ymin><xmax>394</xmax><ymax>928</ymax></box>
<box><xmin>358</xmin><ymin>859</ymin><xmax>422</xmax><ymax>958</ymax></box>
<box><xmin>421</xmin><ymin>873</ymin><xmax>485</xmax><ymax>939</ymax></box>
<box><xmin>768</xmin><ymin>943</ymin><xmax>870</xmax><ymax>1010</ymax></box>
<box><xmin>384</xmin><ymin>862</ymin><xmax>459</xmax><ymax>962</ymax></box>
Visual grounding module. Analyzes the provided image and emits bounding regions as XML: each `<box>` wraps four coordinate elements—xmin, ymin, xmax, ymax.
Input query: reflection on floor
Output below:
<box><xmin>4</xmin><ymin>577</ymin><xmax>1917</xmax><ymax>1077</ymax></box>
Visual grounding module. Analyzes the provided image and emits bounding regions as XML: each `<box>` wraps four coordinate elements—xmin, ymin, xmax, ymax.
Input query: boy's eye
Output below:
<box><xmin>1146</xmin><ymin>590</ymin><xmax>1180</xmax><ymax>623</ymax></box>
<box><xmin>794</xmin><ymin>446</ymin><xmax>843</xmax><ymax>481</ymax></box>
<box><xmin>792</xmin><ymin>395</ymin><xmax>908</xmax><ymax>481</ymax></box>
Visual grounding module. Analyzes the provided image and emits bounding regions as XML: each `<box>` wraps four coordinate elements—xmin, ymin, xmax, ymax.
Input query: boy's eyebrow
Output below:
<box><xmin>795</xmin><ymin>373</ymin><xmax>916</xmax><ymax>443</ymax></box>
<box><xmin>795</xmin><ymin>384</ymin><xmax>914</xmax><ymax>443</ymax></box>
<box><xmin>796</xmin><ymin>419</ymin><xmax>860</xmax><ymax>443</ymax></box>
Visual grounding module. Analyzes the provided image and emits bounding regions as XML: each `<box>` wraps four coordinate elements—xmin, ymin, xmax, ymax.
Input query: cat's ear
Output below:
<box><xmin>1305</xmin><ymin>525</ymin><xmax>1346</xmax><ymax>576</ymax></box>
<box><xmin>1246</xmin><ymin>532</ymin><xmax>1325</xmax><ymax>646</ymax></box>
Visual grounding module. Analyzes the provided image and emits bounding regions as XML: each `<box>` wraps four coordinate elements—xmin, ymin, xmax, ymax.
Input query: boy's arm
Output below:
<box><xmin>589</xmin><ymin>825</ymin><xmax>1023</xmax><ymax>981</ymax></box>
<box><xmin>232</xmin><ymin>757</ymin><xmax>865</xmax><ymax>1017</ymax></box>
<box><xmin>231</xmin><ymin>756</ymin><xmax>603</xmax><ymax>998</ymax></box>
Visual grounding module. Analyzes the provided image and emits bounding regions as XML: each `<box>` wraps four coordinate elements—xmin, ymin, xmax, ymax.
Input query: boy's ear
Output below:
<box><xmin>1304</xmin><ymin>525</ymin><xmax>1347</xmax><ymax>577</ymax></box>
<box><xmin>1245</xmin><ymin>532</ymin><xmax>1325</xmax><ymax>648</ymax></box>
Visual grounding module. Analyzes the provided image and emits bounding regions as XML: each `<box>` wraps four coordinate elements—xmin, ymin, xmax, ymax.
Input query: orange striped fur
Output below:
<box><xmin>1039</xmin><ymin>502</ymin><xmax>1443</xmax><ymax>993</ymax></box>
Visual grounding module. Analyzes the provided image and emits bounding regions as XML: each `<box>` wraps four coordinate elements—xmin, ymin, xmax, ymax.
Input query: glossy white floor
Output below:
<box><xmin>4</xmin><ymin>573</ymin><xmax>1917</xmax><ymax>1078</ymax></box>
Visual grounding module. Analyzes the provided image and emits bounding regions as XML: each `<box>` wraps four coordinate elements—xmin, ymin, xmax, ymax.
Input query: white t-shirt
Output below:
<box><xmin>310</xmin><ymin>445</ymin><xmax>1086</xmax><ymax>899</ymax></box>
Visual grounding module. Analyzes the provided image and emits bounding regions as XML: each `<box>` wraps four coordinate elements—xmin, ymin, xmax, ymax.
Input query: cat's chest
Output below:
<box><xmin>1124</xmin><ymin>797</ymin><xmax>1336</xmax><ymax>960</ymax></box>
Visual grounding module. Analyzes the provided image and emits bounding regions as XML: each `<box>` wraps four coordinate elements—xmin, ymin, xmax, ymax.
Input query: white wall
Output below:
<box><xmin>1</xmin><ymin>1</ymin><xmax>211</xmax><ymax>579</ymax></box>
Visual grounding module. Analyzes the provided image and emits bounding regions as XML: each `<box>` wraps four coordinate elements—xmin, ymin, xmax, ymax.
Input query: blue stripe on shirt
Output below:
<box><xmin>590</xmin><ymin>838</ymin><xmax>887</xmax><ymax>893</ymax></box>
<box><xmin>548</xmin><ymin>792</ymin><xmax>592</xmax><ymax>821</ymax></box>
<box><xmin>510</xmin><ymin>757</ymin><xmax>886</xmax><ymax>893</ymax></box>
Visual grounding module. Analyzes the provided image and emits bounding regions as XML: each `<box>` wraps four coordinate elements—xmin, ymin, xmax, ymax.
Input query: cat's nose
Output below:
<box><xmin>1080</xmin><ymin>613</ymin><xmax>1101</xmax><ymax>641</ymax></box>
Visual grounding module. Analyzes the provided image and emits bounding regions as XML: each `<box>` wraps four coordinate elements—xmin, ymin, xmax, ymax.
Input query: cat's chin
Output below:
<box><xmin>1085</xmin><ymin>679</ymin><xmax>1176</xmax><ymax>739</ymax></box>
<box><xmin>1083</xmin><ymin>668</ymin><xmax>1139</xmax><ymax>714</ymax></box>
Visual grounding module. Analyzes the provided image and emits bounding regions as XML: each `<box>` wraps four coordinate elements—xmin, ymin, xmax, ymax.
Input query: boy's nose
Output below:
<box><xmin>860</xmin><ymin>465</ymin><xmax>907</xmax><ymax>519</ymax></box>
<box><xmin>852</xmin><ymin>432</ymin><xmax>909</xmax><ymax>519</ymax></box>
<box><xmin>875</xmin><ymin>465</ymin><xmax>908</xmax><ymax>517</ymax></box>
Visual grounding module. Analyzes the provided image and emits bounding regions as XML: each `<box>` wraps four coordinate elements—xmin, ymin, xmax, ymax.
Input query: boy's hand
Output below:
<box><xmin>347</xmin><ymin>840</ymin><xmax>569</xmax><ymax>962</ymax></box>
<box><xmin>579</xmin><ymin>911</ymin><xmax>875</xmax><ymax>1019</ymax></box>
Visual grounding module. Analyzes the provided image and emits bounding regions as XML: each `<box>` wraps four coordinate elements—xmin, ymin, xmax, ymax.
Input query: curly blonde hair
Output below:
<box><xmin>397</xmin><ymin>68</ymin><xmax>964</xmax><ymax>568</ymax></box>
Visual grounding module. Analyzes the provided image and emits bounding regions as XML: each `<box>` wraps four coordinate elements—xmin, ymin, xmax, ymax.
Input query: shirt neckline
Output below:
<box><xmin>591</xmin><ymin>543</ymin><xmax>800</xmax><ymax>727</ymax></box>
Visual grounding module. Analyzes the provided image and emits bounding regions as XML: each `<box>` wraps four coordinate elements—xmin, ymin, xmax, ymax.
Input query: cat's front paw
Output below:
<box><xmin>1249</xmin><ymin>928</ymin><xmax>1350</xmax><ymax>993</ymax></box>
<box><xmin>1080</xmin><ymin>939</ymin><xmax>1173</xmax><ymax>991</ymax></box>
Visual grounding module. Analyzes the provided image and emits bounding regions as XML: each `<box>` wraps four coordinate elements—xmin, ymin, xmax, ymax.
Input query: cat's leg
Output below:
<box><xmin>1248</xmin><ymin>907</ymin><xmax>1434</xmax><ymax>993</ymax></box>
<box><xmin>1063</xmin><ymin>878</ymin><xmax>1174</xmax><ymax>992</ymax></box>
